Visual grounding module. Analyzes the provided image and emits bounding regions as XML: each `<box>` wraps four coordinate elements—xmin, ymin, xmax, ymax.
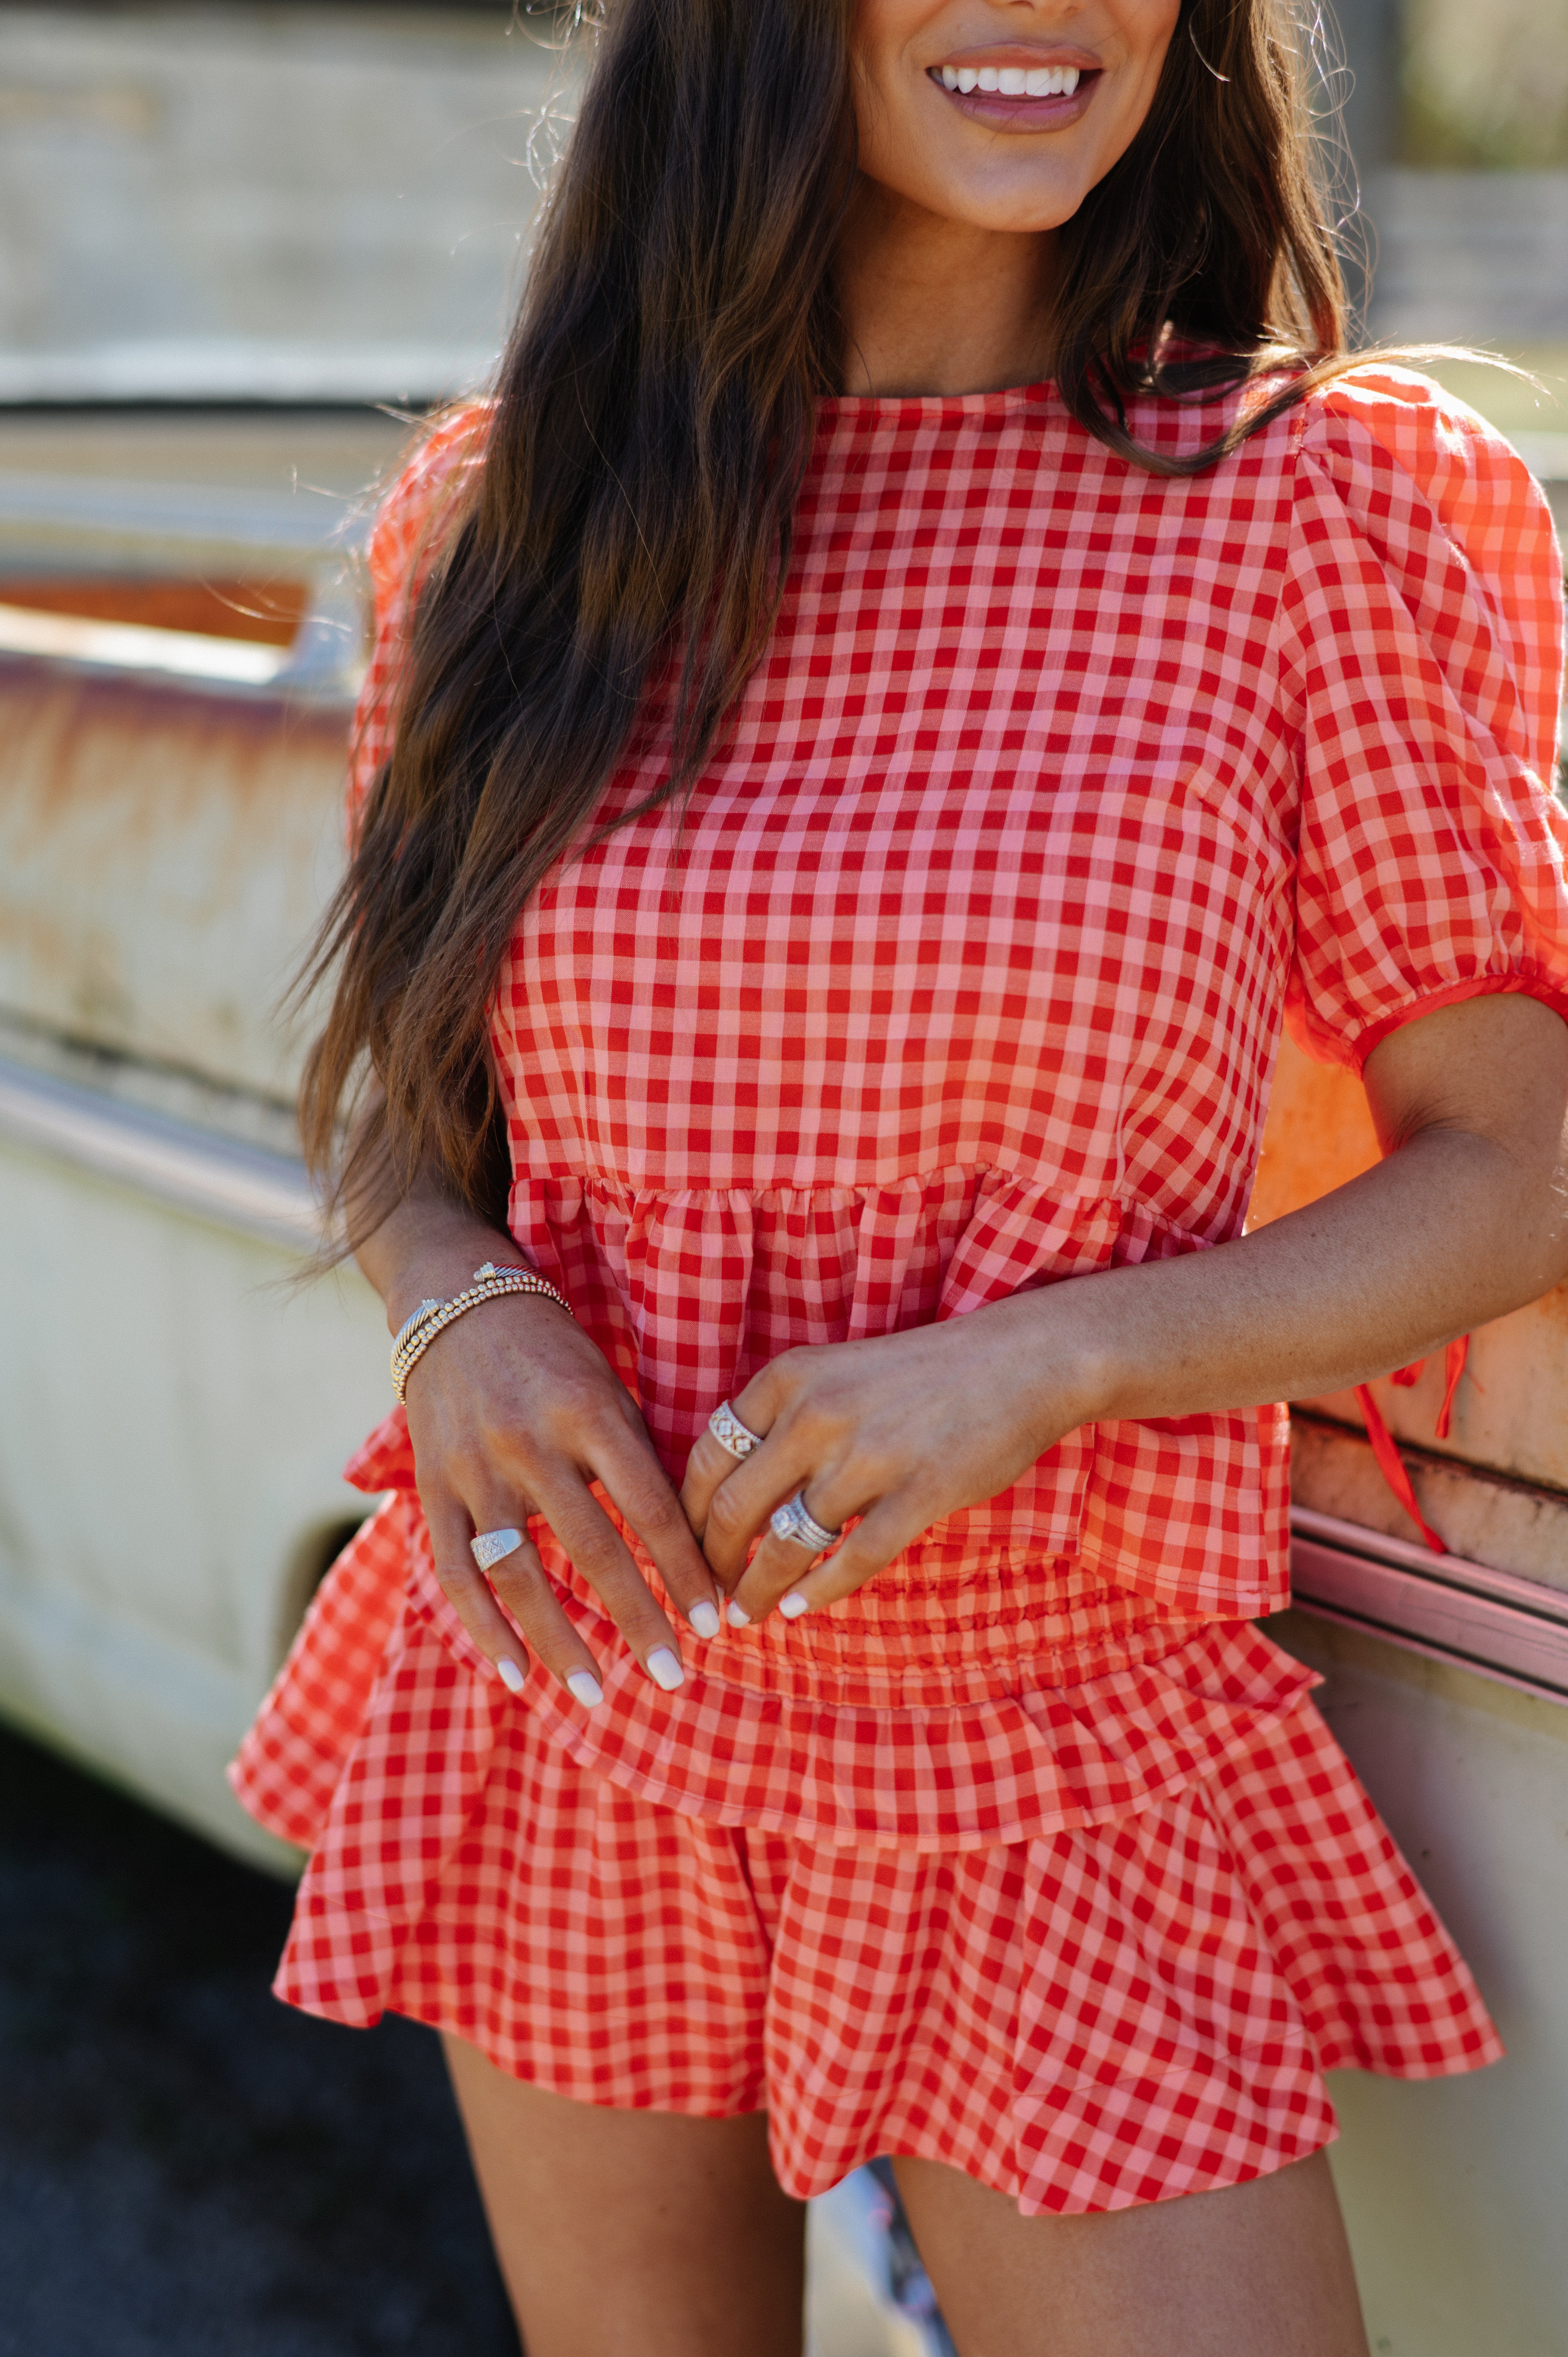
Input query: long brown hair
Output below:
<box><xmin>302</xmin><ymin>0</ymin><xmax>1359</xmax><ymax>1237</ymax></box>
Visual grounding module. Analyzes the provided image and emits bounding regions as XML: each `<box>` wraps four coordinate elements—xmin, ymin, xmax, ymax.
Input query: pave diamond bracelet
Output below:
<box><xmin>390</xmin><ymin>1262</ymin><xmax>572</xmax><ymax>1402</ymax></box>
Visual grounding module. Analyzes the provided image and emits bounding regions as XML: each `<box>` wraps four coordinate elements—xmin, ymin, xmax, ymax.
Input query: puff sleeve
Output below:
<box><xmin>346</xmin><ymin>403</ymin><xmax>492</xmax><ymax>840</ymax></box>
<box><xmin>1278</xmin><ymin>367</ymin><xmax>1568</xmax><ymax>1070</ymax></box>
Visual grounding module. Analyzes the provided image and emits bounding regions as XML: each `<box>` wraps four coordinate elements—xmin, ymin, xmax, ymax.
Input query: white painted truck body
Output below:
<box><xmin>0</xmin><ymin>640</ymin><xmax>388</xmax><ymax>1873</ymax></box>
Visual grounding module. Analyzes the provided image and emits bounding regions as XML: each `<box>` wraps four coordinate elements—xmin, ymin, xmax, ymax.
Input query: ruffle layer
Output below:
<box><xmin>341</xmin><ymin>1408</ymin><xmax>1261</xmax><ymax>1712</ymax></box>
<box><xmin>235</xmin><ymin>1491</ymin><xmax>1319</xmax><ymax>1857</ymax></box>
<box><xmin>497</xmin><ymin>1166</ymin><xmax>1292</xmax><ymax>1621</ymax></box>
<box><xmin>234</xmin><ymin>1492</ymin><xmax>1502</xmax><ymax>2200</ymax></box>
<box><xmin>521</xmin><ymin>1614</ymin><xmax>1321</xmax><ymax>1851</ymax></box>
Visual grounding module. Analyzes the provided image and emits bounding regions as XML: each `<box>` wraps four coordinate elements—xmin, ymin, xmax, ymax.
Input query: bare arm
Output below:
<box><xmin>1031</xmin><ymin>989</ymin><xmax>1568</xmax><ymax>1421</ymax></box>
<box><xmin>684</xmin><ymin>993</ymin><xmax>1568</xmax><ymax>1622</ymax></box>
<box><xmin>357</xmin><ymin>1163</ymin><xmax>720</xmax><ymax>1701</ymax></box>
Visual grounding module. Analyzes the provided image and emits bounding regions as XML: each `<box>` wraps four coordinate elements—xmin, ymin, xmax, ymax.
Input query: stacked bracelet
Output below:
<box><xmin>390</xmin><ymin>1261</ymin><xmax>573</xmax><ymax>1401</ymax></box>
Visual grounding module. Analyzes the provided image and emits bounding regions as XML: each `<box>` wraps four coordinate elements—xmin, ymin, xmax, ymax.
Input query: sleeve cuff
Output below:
<box><xmin>1349</xmin><ymin>974</ymin><xmax>1568</xmax><ymax>1073</ymax></box>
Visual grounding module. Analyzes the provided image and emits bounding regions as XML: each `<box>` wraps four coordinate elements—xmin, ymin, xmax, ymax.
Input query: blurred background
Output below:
<box><xmin>0</xmin><ymin>6</ymin><xmax>1564</xmax><ymax>2355</ymax></box>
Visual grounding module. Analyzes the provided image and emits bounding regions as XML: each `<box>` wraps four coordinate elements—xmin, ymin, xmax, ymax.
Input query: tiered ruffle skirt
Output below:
<box><xmin>231</xmin><ymin>1477</ymin><xmax>1501</xmax><ymax>2217</ymax></box>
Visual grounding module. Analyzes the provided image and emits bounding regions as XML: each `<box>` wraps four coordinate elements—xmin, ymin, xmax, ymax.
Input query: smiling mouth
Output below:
<box><xmin>929</xmin><ymin>61</ymin><xmax>1101</xmax><ymax>123</ymax></box>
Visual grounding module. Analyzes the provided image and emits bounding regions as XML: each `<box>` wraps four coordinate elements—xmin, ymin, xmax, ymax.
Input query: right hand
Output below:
<box><xmin>390</xmin><ymin>1246</ymin><xmax>721</xmax><ymax>1707</ymax></box>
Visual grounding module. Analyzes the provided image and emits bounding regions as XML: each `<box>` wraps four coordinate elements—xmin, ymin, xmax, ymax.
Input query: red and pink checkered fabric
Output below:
<box><xmin>346</xmin><ymin>366</ymin><xmax>1568</xmax><ymax>1639</ymax></box>
<box><xmin>233</xmin><ymin>364</ymin><xmax>1557</xmax><ymax>2206</ymax></box>
<box><xmin>235</xmin><ymin>1500</ymin><xmax>1501</xmax><ymax>2214</ymax></box>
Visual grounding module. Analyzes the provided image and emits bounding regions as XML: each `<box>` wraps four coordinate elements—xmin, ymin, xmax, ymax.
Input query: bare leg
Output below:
<box><xmin>892</xmin><ymin>2148</ymin><xmax>1369</xmax><ymax>2357</ymax></box>
<box><xmin>443</xmin><ymin>2032</ymin><xmax>807</xmax><ymax>2357</ymax></box>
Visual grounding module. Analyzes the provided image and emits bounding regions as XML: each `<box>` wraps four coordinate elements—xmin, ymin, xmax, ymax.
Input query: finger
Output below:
<box><xmin>696</xmin><ymin>1425</ymin><xmax>822</xmax><ymax>1589</ymax></box>
<box><xmin>422</xmin><ymin>1489</ymin><xmax>547</xmax><ymax>1689</ymax></box>
<box><xmin>732</xmin><ymin>1492</ymin><xmax>928</xmax><ymax>1626</ymax></box>
<box><xmin>464</xmin><ymin>1497</ymin><xmax>610</xmax><ymax>1711</ymax></box>
<box><xmin>530</xmin><ymin>1468</ymin><xmax>693</xmax><ymax>1693</ymax></box>
<box><xmin>680</xmin><ymin>1389</ymin><xmax>780</xmax><ymax>1541</ymax></box>
<box><xmin>592</xmin><ymin>1412</ymin><xmax>724</xmax><ymax>1639</ymax></box>
<box><xmin>680</xmin><ymin>1424</ymin><xmax>757</xmax><ymax>1543</ymax></box>
<box><xmin>683</xmin><ymin>1360</ymin><xmax>807</xmax><ymax>1571</ymax></box>
<box><xmin>724</xmin><ymin>1472</ymin><xmax>856</xmax><ymax>1626</ymax></box>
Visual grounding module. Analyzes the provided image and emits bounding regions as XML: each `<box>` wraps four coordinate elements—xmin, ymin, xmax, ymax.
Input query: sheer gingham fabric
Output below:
<box><xmin>233</xmin><ymin>364</ymin><xmax>1561</xmax><ymax>2207</ymax></box>
<box><xmin>238</xmin><ymin>1505</ymin><xmax>1500</xmax><ymax>2215</ymax></box>
<box><xmin>336</xmin><ymin>364</ymin><xmax>1568</xmax><ymax>1647</ymax></box>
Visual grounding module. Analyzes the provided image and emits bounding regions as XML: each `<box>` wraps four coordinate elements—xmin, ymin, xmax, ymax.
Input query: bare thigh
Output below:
<box><xmin>443</xmin><ymin>2033</ymin><xmax>807</xmax><ymax>2357</ymax></box>
<box><xmin>892</xmin><ymin>2148</ymin><xmax>1369</xmax><ymax>2357</ymax></box>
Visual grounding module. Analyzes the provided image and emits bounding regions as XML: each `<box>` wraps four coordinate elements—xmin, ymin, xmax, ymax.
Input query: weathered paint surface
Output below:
<box><xmin>0</xmin><ymin>642</ymin><xmax>382</xmax><ymax>1872</ymax></box>
<box><xmin>0</xmin><ymin>654</ymin><xmax>351</xmax><ymax>1100</ymax></box>
<box><xmin>0</xmin><ymin>1133</ymin><xmax>387</xmax><ymax>1872</ymax></box>
<box><xmin>1291</xmin><ymin>1414</ymin><xmax>1568</xmax><ymax>1597</ymax></box>
<box><xmin>1253</xmin><ymin>1031</ymin><xmax>1568</xmax><ymax>1502</ymax></box>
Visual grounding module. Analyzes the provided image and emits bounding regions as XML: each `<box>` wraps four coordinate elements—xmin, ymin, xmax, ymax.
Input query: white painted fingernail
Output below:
<box><xmin>779</xmin><ymin>1592</ymin><xmax>811</xmax><ymax>1619</ymax></box>
<box><xmin>647</xmin><ymin>1646</ymin><xmax>686</xmax><ymax>1691</ymax></box>
<box><xmin>566</xmin><ymin>1669</ymin><xmax>604</xmax><ymax>1708</ymax></box>
<box><xmin>689</xmin><ymin>1599</ymin><xmax>722</xmax><ymax>1640</ymax></box>
<box><xmin>726</xmin><ymin>1600</ymin><xmax>752</xmax><ymax>1627</ymax></box>
<box><xmin>497</xmin><ymin>1656</ymin><xmax>526</xmax><ymax>1693</ymax></box>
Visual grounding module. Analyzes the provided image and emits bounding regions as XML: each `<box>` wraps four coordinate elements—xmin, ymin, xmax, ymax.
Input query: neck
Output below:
<box><xmin>834</xmin><ymin>178</ymin><xmax>1058</xmax><ymax>398</ymax></box>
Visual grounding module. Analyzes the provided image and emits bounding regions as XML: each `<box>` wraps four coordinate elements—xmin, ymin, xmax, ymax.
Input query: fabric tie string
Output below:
<box><xmin>1352</xmin><ymin>1336</ymin><xmax>1469</xmax><ymax>1556</ymax></box>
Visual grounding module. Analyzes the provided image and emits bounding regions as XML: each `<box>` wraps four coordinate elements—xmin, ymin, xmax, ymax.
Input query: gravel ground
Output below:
<box><xmin>0</xmin><ymin>1722</ymin><xmax>519</xmax><ymax>2357</ymax></box>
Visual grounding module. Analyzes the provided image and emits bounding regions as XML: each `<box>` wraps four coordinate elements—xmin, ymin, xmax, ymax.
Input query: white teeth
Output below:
<box><xmin>945</xmin><ymin>62</ymin><xmax>1084</xmax><ymax>101</ymax></box>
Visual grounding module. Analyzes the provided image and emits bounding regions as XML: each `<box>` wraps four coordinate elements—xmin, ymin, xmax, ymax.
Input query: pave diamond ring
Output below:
<box><xmin>769</xmin><ymin>1491</ymin><xmax>841</xmax><ymax>1555</ymax></box>
<box><xmin>708</xmin><ymin>1401</ymin><xmax>764</xmax><ymax>1461</ymax></box>
<box><xmin>470</xmin><ymin>1527</ymin><xmax>524</xmax><ymax>1573</ymax></box>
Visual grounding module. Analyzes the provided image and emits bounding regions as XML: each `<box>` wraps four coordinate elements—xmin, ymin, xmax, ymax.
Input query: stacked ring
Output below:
<box><xmin>769</xmin><ymin>1491</ymin><xmax>841</xmax><ymax>1553</ymax></box>
<box><xmin>470</xmin><ymin>1527</ymin><xmax>524</xmax><ymax>1573</ymax></box>
<box><xmin>708</xmin><ymin>1401</ymin><xmax>763</xmax><ymax>1460</ymax></box>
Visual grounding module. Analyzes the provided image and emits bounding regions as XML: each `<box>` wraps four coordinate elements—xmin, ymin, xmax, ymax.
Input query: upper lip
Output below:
<box><xmin>934</xmin><ymin>47</ymin><xmax>1102</xmax><ymax>71</ymax></box>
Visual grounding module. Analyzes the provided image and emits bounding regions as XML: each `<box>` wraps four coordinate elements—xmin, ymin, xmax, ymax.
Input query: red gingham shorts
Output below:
<box><xmin>233</xmin><ymin>1506</ymin><xmax>1502</xmax><ymax>2219</ymax></box>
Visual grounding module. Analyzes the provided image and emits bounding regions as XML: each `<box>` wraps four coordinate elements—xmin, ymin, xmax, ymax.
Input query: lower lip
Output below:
<box><xmin>930</xmin><ymin>71</ymin><xmax>1099</xmax><ymax>130</ymax></box>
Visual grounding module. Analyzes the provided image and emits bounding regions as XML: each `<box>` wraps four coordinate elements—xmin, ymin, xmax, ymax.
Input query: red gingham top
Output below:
<box><xmin>334</xmin><ymin>365</ymin><xmax>1568</xmax><ymax>1842</ymax></box>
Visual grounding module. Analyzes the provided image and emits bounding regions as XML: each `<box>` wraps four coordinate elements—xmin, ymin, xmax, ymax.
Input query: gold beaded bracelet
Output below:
<box><xmin>390</xmin><ymin>1262</ymin><xmax>573</xmax><ymax>1402</ymax></box>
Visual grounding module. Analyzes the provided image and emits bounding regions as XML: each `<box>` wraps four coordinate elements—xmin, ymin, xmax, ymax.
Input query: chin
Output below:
<box><xmin>928</xmin><ymin>165</ymin><xmax>1089</xmax><ymax>235</ymax></box>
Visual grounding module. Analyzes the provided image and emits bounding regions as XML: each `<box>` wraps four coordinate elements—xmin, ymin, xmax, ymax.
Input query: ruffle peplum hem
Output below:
<box><xmin>497</xmin><ymin>1168</ymin><xmax>1296</xmax><ymax>1626</ymax></box>
<box><xmin>232</xmin><ymin>1490</ymin><xmax>1321</xmax><ymax>1856</ymax></box>
<box><xmin>230</xmin><ymin>1489</ymin><xmax>1503</xmax><ymax>2215</ymax></box>
<box><xmin>234</xmin><ymin>1432</ymin><xmax>1318</xmax><ymax>1854</ymax></box>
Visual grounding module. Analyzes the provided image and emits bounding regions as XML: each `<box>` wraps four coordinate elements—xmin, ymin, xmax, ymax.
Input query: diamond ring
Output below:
<box><xmin>769</xmin><ymin>1492</ymin><xmax>841</xmax><ymax>1554</ymax></box>
<box><xmin>470</xmin><ymin>1527</ymin><xmax>524</xmax><ymax>1573</ymax></box>
<box><xmin>708</xmin><ymin>1400</ymin><xmax>764</xmax><ymax>1460</ymax></box>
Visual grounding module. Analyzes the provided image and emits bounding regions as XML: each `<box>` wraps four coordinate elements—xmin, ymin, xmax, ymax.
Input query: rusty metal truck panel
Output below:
<box><xmin>0</xmin><ymin>655</ymin><xmax>353</xmax><ymax>1100</ymax></box>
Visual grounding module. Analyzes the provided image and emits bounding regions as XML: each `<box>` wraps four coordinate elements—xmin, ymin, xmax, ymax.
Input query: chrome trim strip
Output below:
<box><xmin>0</xmin><ymin>1053</ymin><xmax>318</xmax><ymax>1249</ymax></box>
<box><xmin>1291</xmin><ymin>1505</ymin><xmax>1568</xmax><ymax>1707</ymax></box>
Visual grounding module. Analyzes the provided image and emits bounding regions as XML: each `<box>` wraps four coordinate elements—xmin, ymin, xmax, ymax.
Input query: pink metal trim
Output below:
<box><xmin>1290</xmin><ymin>1505</ymin><xmax>1568</xmax><ymax>1707</ymax></box>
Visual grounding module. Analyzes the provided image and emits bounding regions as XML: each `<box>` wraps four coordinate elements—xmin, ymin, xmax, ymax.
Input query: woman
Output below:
<box><xmin>234</xmin><ymin>3</ymin><xmax>1568</xmax><ymax>2352</ymax></box>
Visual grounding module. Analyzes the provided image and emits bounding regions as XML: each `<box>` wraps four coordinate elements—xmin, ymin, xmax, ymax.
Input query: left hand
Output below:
<box><xmin>680</xmin><ymin>1297</ymin><xmax>1084</xmax><ymax>1625</ymax></box>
